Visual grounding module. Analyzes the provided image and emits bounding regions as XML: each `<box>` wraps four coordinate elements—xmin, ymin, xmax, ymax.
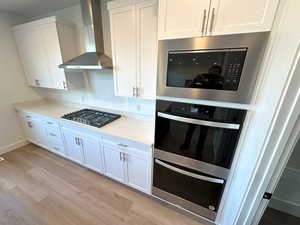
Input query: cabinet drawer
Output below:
<box><xmin>48</xmin><ymin>142</ymin><xmax>65</xmax><ymax>156</ymax></box>
<box><xmin>46</xmin><ymin>126</ymin><xmax>63</xmax><ymax>144</ymax></box>
<box><xmin>102</xmin><ymin>138</ymin><xmax>151</xmax><ymax>160</ymax></box>
<box><xmin>43</xmin><ymin>118</ymin><xmax>59</xmax><ymax>128</ymax></box>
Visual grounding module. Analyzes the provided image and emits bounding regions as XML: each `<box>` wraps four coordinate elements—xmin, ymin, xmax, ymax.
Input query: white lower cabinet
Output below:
<box><xmin>18</xmin><ymin>112</ymin><xmax>151</xmax><ymax>195</ymax></box>
<box><xmin>102</xmin><ymin>140</ymin><xmax>151</xmax><ymax>194</ymax></box>
<box><xmin>103</xmin><ymin>145</ymin><xmax>125</xmax><ymax>183</ymax></box>
<box><xmin>20</xmin><ymin>114</ymin><xmax>46</xmax><ymax>147</ymax></box>
<box><xmin>61</xmin><ymin>127</ymin><xmax>103</xmax><ymax>173</ymax></box>
<box><xmin>82</xmin><ymin>136</ymin><xmax>103</xmax><ymax>173</ymax></box>
<box><xmin>124</xmin><ymin>153</ymin><xmax>151</xmax><ymax>193</ymax></box>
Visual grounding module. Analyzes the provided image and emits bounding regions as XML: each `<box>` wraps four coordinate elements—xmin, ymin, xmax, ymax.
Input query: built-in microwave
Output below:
<box><xmin>157</xmin><ymin>33</ymin><xmax>269</xmax><ymax>104</ymax></box>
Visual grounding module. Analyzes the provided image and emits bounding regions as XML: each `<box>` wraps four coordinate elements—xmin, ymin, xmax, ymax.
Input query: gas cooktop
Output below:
<box><xmin>62</xmin><ymin>109</ymin><xmax>121</xmax><ymax>128</ymax></box>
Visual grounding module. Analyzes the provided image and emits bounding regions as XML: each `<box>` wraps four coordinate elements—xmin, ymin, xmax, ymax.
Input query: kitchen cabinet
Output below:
<box><xmin>103</xmin><ymin>144</ymin><xmax>125</xmax><ymax>183</ymax></box>
<box><xmin>13</xmin><ymin>16</ymin><xmax>78</xmax><ymax>90</ymax></box>
<box><xmin>158</xmin><ymin>0</ymin><xmax>279</xmax><ymax>40</ymax></box>
<box><xmin>19</xmin><ymin>113</ymin><xmax>46</xmax><ymax>147</ymax></box>
<box><xmin>124</xmin><ymin>152</ymin><xmax>151</xmax><ymax>193</ymax></box>
<box><xmin>158</xmin><ymin>0</ymin><xmax>210</xmax><ymax>40</ymax></box>
<box><xmin>209</xmin><ymin>0</ymin><xmax>280</xmax><ymax>36</ymax></box>
<box><xmin>61</xmin><ymin>127</ymin><xmax>103</xmax><ymax>173</ymax></box>
<box><xmin>108</xmin><ymin>0</ymin><xmax>158</xmax><ymax>99</ymax></box>
<box><xmin>102</xmin><ymin>139</ymin><xmax>151</xmax><ymax>194</ymax></box>
<box><xmin>43</xmin><ymin>119</ymin><xmax>66</xmax><ymax>156</ymax></box>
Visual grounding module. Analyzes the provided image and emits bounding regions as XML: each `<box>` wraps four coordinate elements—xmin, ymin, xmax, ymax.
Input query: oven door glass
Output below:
<box><xmin>155</xmin><ymin>114</ymin><xmax>239</xmax><ymax>169</ymax></box>
<box><xmin>153</xmin><ymin>159</ymin><xmax>225</xmax><ymax>213</ymax></box>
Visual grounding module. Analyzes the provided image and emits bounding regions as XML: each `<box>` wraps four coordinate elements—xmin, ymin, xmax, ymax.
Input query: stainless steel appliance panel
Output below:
<box><xmin>157</xmin><ymin>33</ymin><xmax>269</xmax><ymax>103</ymax></box>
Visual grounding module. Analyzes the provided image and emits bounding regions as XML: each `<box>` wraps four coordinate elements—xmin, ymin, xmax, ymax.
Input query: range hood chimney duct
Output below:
<box><xmin>59</xmin><ymin>0</ymin><xmax>113</xmax><ymax>70</ymax></box>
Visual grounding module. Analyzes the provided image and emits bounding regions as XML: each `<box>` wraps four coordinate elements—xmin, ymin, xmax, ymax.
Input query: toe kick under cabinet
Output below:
<box><xmin>18</xmin><ymin>112</ymin><xmax>152</xmax><ymax>194</ymax></box>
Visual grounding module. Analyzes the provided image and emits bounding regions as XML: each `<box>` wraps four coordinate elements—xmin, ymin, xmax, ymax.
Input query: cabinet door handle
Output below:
<box><xmin>75</xmin><ymin>137</ymin><xmax>78</xmax><ymax>145</ymax></box>
<box><xmin>122</xmin><ymin>153</ymin><xmax>126</xmax><ymax>161</ymax></box>
<box><xmin>209</xmin><ymin>7</ymin><xmax>216</xmax><ymax>33</ymax></box>
<box><xmin>201</xmin><ymin>9</ymin><xmax>207</xmax><ymax>36</ymax></box>
<box><xmin>35</xmin><ymin>79</ymin><xmax>40</xmax><ymax>86</ymax></box>
<box><xmin>63</xmin><ymin>81</ymin><xmax>67</xmax><ymax>89</ymax></box>
<box><xmin>118</xmin><ymin>143</ymin><xmax>128</xmax><ymax>148</ymax></box>
<box><xmin>119</xmin><ymin>152</ymin><xmax>122</xmax><ymax>161</ymax></box>
<box><xmin>133</xmin><ymin>87</ymin><xmax>136</xmax><ymax>97</ymax></box>
<box><xmin>136</xmin><ymin>87</ymin><xmax>139</xmax><ymax>97</ymax></box>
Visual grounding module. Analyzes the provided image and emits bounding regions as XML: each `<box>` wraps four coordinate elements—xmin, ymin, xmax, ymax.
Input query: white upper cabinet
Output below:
<box><xmin>209</xmin><ymin>0</ymin><xmax>280</xmax><ymax>36</ymax></box>
<box><xmin>13</xmin><ymin>17</ymin><xmax>78</xmax><ymax>90</ymax></box>
<box><xmin>158</xmin><ymin>0</ymin><xmax>211</xmax><ymax>40</ymax></box>
<box><xmin>136</xmin><ymin>1</ymin><xmax>158</xmax><ymax>99</ymax></box>
<box><xmin>109</xmin><ymin>5</ymin><xmax>136</xmax><ymax>97</ymax></box>
<box><xmin>108</xmin><ymin>0</ymin><xmax>158</xmax><ymax>100</ymax></box>
<box><xmin>158</xmin><ymin>0</ymin><xmax>279</xmax><ymax>40</ymax></box>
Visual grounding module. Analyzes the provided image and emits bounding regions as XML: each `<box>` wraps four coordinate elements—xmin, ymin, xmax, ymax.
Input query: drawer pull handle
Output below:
<box><xmin>155</xmin><ymin>159</ymin><xmax>225</xmax><ymax>184</ymax></box>
<box><xmin>47</xmin><ymin>122</ymin><xmax>53</xmax><ymax>125</ymax></box>
<box><xmin>54</xmin><ymin>147</ymin><xmax>60</xmax><ymax>151</ymax></box>
<box><xmin>50</xmin><ymin>133</ymin><xmax>57</xmax><ymax>137</ymax></box>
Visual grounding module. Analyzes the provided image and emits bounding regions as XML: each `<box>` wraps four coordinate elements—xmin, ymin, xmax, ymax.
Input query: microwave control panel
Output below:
<box><xmin>223</xmin><ymin>50</ymin><xmax>247</xmax><ymax>91</ymax></box>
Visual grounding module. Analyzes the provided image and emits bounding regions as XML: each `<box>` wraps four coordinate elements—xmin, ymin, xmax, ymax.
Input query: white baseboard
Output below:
<box><xmin>0</xmin><ymin>139</ymin><xmax>28</xmax><ymax>155</ymax></box>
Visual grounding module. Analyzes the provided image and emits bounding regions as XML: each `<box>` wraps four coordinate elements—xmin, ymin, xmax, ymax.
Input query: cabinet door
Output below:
<box><xmin>110</xmin><ymin>6</ymin><xmax>137</xmax><ymax>97</ymax></box>
<box><xmin>62</xmin><ymin>128</ymin><xmax>84</xmax><ymax>164</ymax></box>
<box><xmin>210</xmin><ymin>0</ymin><xmax>279</xmax><ymax>35</ymax></box>
<box><xmin>158</xmin><ymin>0</ymin><xmax>211</xmax><ymax>40</ymax></box>
<box><xmin>124</xmin><ymin>153</ymin><xmax>151</xmax><ymax>194</ymax></box>
<box><xmin>20</xmin><ymin>116</ymin><xmax>45</xmax><ymax>146</ymax></box>
<box><xmin>14</xmin><ymin>29</ymin><xmax>52</xmax><ymax>88</ymax></box>
<box><xmin>82</xmin><ymin>135</ymin><xmax>103</xmax><ymax>173</ymax></box>
<box><xmin>136</xmin><ymin>0</ymin><xmax>158</xmax><ymax>99</ymax></box>
<box><xmin>103</xmin><ymin>145</ymin><xmax>125</xmax><ymax>183</ymax></box>
<box><xmin>40</xmin><ymin>24</ymin><xmax>67</xmax><ymax>90</ymax></box>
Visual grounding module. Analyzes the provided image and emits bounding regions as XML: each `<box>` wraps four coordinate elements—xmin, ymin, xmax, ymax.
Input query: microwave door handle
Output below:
<box><xmin>155</xmin><ymin>159</ymin><xmax>225</xmax><ymax>184</ymax></box>
<box><xmin>157</xmin><ymin>112</ymin><xmax>240</xmax><ymax>130</ymax></box>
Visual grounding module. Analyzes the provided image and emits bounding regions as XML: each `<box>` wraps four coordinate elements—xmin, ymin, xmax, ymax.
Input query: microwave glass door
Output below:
<box><xmin>166</xmin><ymin>49</ymin><xmax>247</xmax><ymax>91</ymax></box>
<box><xmin>153</xmin><ymin>159</ymin><xmax>225</xmax><ymax>216</ymax></box>
<box><xmin>155</xmin><ymin>101</ymin><xmax>245</xmax><ymax>169</ymax></box>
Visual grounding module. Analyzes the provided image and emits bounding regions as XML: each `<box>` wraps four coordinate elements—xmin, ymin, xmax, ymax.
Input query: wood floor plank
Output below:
<box><xmin>0</xmin><ymin>144</ymin><xmax>206</xmax><ymax>225</ymax></box>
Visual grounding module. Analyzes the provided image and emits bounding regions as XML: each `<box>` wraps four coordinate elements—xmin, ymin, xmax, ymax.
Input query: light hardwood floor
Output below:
<box><xmin>0</xmin><ymin>144</ymin><xmax>207</xmax><ymax>225</ymax></box>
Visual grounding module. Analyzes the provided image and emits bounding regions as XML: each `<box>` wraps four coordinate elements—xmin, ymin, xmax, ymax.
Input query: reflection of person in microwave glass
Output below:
<box><xmin>190</xmin><ymin>65</ymin><xmax>224</xmax><ymax>89</ymax></box>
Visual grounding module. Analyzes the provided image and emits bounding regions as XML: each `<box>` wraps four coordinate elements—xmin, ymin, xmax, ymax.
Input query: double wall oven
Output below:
<box><xmin>153</xmin><ymin>100</ymin><xmax>246</xmax><ymax>221</ymax></box>
<box><xmin>153</xmin><ymin>33</ymin><xmax>267</xmax><ymax>221</ymax></box>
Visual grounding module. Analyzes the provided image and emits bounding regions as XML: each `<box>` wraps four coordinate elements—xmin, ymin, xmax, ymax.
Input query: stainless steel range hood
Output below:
<box><xmin>59</xmin><ymin>0</ymin><xmax>112</xmax><ymax>70</ymax></box>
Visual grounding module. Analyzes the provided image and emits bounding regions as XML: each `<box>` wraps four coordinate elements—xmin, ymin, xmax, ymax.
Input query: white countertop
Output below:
<box><xmin>13</xmin><ymin>100</ymin><xmax>155</xmax><ymax>147</ymax></box>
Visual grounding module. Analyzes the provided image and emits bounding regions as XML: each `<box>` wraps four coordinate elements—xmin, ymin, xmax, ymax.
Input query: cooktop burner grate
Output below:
<box><xmin>62</xmin><ymin>109</ymin><xmax>121</xmax><ymax>128</ymax></box>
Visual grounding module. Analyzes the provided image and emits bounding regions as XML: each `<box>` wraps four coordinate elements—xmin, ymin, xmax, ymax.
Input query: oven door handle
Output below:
<box><xmin>155</xmin><ymin>159</ymin><xmax>225</xmax><ymax>184</ymax></box>
<box><xmin>157</xmin><ymin>112</ymin><xmax>240</xmax><ymax>130</ymax></box>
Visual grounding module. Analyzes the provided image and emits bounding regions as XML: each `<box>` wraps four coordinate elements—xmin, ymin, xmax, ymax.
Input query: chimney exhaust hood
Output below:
<box><xmin>59</xmin><ymin>0</ymin><xmax>112</xmax><ymax>70</ymax></box>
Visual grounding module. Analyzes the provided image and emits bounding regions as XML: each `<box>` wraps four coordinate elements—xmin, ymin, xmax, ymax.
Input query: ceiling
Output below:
<box><xmin>0</xmin><ymin>0</ymin><xmax>80</xmax><ymax>18</ymax></box>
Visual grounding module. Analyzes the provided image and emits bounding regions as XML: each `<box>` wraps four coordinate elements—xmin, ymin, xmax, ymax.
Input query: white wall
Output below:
<box><xmin>29</xmin><ymin>3</ymin><xmax>156</xmax><ymax>117</ymax></box>
<box><xmin>0</xmin><ymin>11</ymin><xmax>41</xmax><ymax>154</ymax></box>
